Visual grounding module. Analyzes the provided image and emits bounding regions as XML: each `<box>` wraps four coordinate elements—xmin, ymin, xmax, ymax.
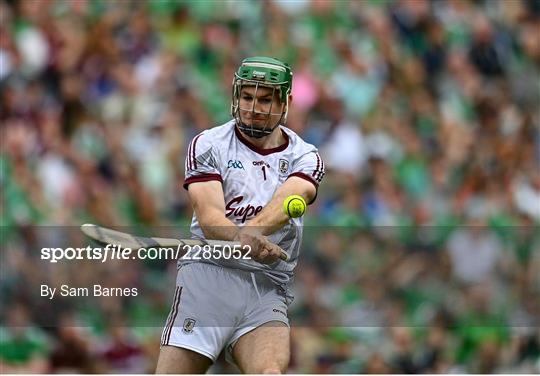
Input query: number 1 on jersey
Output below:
<box><xmin>261</xmin><ymin>166</ymin><xmax>267</xmax><ymax>181</ymax></box>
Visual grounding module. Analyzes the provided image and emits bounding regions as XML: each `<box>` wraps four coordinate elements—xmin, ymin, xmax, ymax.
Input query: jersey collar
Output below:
<box><xmin>234</xmin><ymin>125</ymin><xmax>289</xmax><ymax>155</ymax></box>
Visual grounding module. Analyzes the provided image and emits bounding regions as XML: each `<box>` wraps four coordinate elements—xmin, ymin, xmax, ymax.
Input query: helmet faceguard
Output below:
<box><xmin>231</xmin><ymin>57</ymin><xmax>293</xmax><ymax>139</ymax></box>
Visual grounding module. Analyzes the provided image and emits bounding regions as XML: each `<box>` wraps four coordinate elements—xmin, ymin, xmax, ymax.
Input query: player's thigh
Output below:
<box><xmin>156</xmin><ymin>345</ymin><xmax>212</xmax><ymax>374</ymax></box>
<box><xmin>232</xmin><ymin>321</ymin><xmax>290</xmax><ymax>374</ymax></box>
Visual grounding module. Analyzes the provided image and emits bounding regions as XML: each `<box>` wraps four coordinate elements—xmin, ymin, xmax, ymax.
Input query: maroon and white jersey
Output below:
<box><xmin>183</xmin><ymin>120</ymin><xmax>325</xmax><ymax>288</ymax></box>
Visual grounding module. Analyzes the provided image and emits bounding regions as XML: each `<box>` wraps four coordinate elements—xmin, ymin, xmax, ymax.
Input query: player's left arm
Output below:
<box><xmin>244</xmin><ymin>149</ymin><xmax>324</xmax><ymax>237</ymax></box>
<box><xmin>244</xmin><ymin>176</ymin><xmax>316</xmax><ymax>236</ymax></box>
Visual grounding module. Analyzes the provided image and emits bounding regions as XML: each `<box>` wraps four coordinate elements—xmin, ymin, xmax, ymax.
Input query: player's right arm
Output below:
<box><xmin>183</xmin><ymin>131</ymin><xmax>238</xmax><ymax>240</ymax></box>
<box><xmin>187</xmin><ymin>180</ymin><xmax>239</xmax><ymax>241</ymax></box>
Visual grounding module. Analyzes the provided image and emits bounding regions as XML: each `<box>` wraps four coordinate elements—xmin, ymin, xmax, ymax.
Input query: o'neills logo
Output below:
<box><xmin>225</xmin><ymin>196</ymin><xmax>263</xmax><ymax>223</ymax></box>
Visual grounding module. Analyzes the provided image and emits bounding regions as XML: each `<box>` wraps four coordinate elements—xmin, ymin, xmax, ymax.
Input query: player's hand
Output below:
<box><xmin>236</xmin><ymin>229</ymin><xmax>281</xmax><ymax>264</ymax></box>
<box><xmin>255</xmin><ymin>242</ymin><xmax>283</xmax><ymax>264</ymax></box>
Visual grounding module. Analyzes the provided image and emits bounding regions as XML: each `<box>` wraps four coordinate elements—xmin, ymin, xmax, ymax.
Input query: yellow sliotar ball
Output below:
<box><xmin>283</xmin><ymin>195</ymin><xmax>307</xmax><ymax>218</ymax></box>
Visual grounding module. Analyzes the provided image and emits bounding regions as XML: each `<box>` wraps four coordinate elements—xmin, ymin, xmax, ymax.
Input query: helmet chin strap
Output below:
<box><xmin>237</xmin><ymin>122</ymin><xmax>280</xmax><ymax>139</ymax></box>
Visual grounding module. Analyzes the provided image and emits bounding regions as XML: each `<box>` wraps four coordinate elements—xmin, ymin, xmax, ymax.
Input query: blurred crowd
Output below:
<box><xmin>1</xmin><ymin>0</ymin><xmax>539</xmax><ymax>373</ymax></box>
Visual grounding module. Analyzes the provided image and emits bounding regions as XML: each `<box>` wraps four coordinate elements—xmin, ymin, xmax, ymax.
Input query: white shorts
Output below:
<box><xmin>160</xmin><ymin>262</ymin><xmax>290</xmax><ymax>363</ymax></box>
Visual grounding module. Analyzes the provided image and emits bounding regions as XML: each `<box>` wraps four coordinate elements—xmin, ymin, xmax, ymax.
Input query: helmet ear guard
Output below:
<box><xmin>231</xmin><ymin>57</ymin><xmax>293</xmax><ymax>138</ymax></box>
